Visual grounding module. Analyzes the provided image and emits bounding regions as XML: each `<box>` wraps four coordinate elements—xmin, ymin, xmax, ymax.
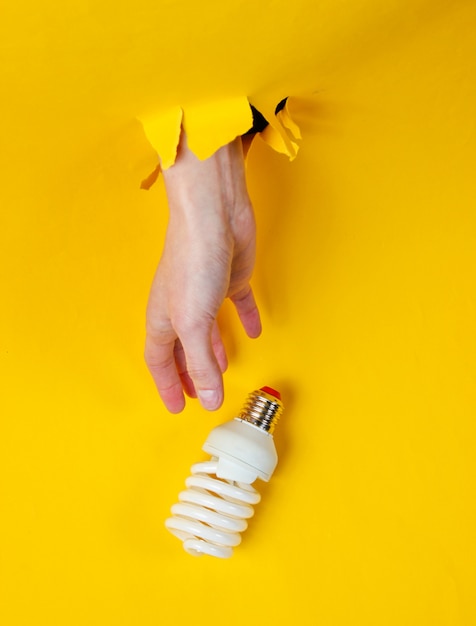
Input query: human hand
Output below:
<box><xmin>145</xmin><ymin>132</ymin><xmax>261</xmax><ymax>413</ymax></box>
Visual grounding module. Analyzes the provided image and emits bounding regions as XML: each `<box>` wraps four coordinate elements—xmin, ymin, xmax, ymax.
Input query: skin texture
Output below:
<box><xmin>144</xmin><ymin>132</ymin><xmax>261</xmax><ymax>413</ymax></box>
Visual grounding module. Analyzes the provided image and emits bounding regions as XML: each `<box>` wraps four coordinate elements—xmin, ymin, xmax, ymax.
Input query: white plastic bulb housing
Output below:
<box><xmin>203</xmin><ymin>418</ymin><xmax>278</xmax><ymax>483</ymax></box>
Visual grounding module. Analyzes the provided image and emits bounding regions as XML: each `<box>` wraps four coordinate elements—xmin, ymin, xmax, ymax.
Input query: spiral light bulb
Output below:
<box><xmin>165</xmin><ymin>386</ymin><xmax>284</xmax><ymax>558</ymax></box>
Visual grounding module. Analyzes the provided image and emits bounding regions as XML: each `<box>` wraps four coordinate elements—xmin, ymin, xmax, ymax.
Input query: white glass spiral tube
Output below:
<box><xmin>165</xmin><ymin>460</ymin><xmax>261</xmax><ymax>558</ymax></box>
<box><xmin>165</xmin><ymin>387</ymin><xmax>284</xmax><ymax>558</ymax></box>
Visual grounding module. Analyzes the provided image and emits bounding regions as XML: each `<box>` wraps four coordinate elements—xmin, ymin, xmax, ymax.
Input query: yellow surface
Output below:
<box><xmin>1</xmin><ymin>1</ymin><xmax>476</xmax><ymax>625</ymax></box>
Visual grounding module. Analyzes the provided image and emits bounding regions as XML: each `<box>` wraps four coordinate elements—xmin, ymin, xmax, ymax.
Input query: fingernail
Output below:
<box><xmin>197</xmin><ymin>389</ymin><xmax>221</xmax><ymax>410</ymax></box>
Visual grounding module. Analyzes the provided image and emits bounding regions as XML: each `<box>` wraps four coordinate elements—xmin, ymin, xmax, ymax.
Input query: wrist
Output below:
<box><xmin>162</xmin><ymin>131</ymin><xmax>249</xmax><ymax>229</ymax></box>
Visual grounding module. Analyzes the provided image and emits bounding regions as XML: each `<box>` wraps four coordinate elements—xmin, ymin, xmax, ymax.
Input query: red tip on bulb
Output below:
<box><xmin>260</xmin><ymin>386</ymin><xmax>281</xmax><ymax>401</ymax></box>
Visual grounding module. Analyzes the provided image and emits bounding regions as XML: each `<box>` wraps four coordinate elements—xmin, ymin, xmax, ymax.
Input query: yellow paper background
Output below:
<box><xmin>1</xmin><ymin>1</ymin><xmax>475</xmax><ymax>625</ymax></box>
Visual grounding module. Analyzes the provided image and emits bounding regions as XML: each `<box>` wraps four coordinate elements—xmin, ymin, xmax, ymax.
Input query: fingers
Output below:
<box><xmin>144</xmin><ymin>331</ymin><xmax>186</xmax><ymax>414</ymax></box>
<box><xmin>212</xmin><ymin>321</ymin><xmax>228</xmax><ymax>374</ymax></box>
<box><xmin>179</xmin><ymin>321</ymin><xmax>225</xmax><ymax>411</ymax></box>
<box><xmin>173</xmin><ymin>339</ymin><xmax>197</xmax><ymax>399</ymax></box>
<box><xmin>175</xmin><ymin>322</ymin><xmax>227</xmax><ymax>401</ymax></box>
<box><xmin>145</xmin><ymin>321</ymin><xmax>228</xmax><ymax>413</ymax></box>
<box><xmin>231</xmin><ymin>285</ymin><xmax>262</xmax><ymax>339</ymax></box>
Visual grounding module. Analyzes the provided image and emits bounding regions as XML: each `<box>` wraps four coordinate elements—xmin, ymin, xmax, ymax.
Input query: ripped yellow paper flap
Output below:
<box><xmin>183</xmin><ymin>95</ymin><xmax>253</xmax><ymax>162</ymax></box>
<box><xmin>278</xmin><ymin>100</ymin><xmax>302</xmax><ymax>141</ymax></box>
<box><xmin>139</xmin><ymin>95</ymin><xmax>253</xmax><ymax>175</ymax></box>
<box><xmin>138</xmin><ymin>106</ymin><xmax>183</xmax><ymax>170</ymax></box>
<box><xmin>258</xmin><ymin>98</ymin><xmax>301</xmax><ymax>160</ymax></box>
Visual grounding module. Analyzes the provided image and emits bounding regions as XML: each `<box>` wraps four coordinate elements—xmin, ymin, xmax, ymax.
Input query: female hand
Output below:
<box><xmin>145</xmin><ymin>132</ymin><xmax>261</xmax><ymax>413</ymax></box>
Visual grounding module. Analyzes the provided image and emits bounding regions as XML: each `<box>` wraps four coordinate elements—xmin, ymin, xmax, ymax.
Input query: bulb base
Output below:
<box><xmin>237</xmin><ymin>387</ymin><xmax>284</xmax><ymax>435</ymax></box>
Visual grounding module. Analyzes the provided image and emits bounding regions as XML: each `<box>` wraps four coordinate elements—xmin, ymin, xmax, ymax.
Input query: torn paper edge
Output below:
<box><xmin>256</xmin><ymin>98</ymin><xmax>301</xmax><ymax>160</ymax></box>
<box><xmin>182</xmin><ymin>95</ymin><xmax>253</xmax><ymax>162</ymax></box>
<box><xmin>138</xmin><ymin>95</ymin><xmax>302</xmax><ymax>190</ymax></box>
